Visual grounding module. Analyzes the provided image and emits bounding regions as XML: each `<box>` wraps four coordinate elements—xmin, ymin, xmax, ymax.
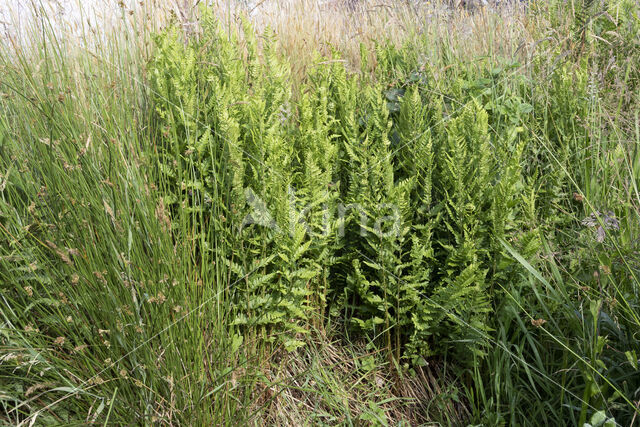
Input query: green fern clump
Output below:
<box><xmin>391</xmin><ymin>86</ymin><xmax>437</xmax><ymax>363</ymax></box>
<box><xmin>150</xmin><ymin>16</ymin><xmax>307</xmax><ymax>349</ymax></box>
<box><xmin>343</xmin><ymin>83</ymin><xmax>414</xmax><ymax>357</ymax></box>
<box><xmin>429</xmin><ymin>101</ymin><xmax>494</xmax><ymax>359</ymax></box>
<box><xmin>148</xmin><ymin>17</ymin><xmax>540</xmax><ymax>366</ymax></box>
<box><xmin>293</xmin><ymin>78</ymin><xmax>341</xmax><ymax>329</ymax></box>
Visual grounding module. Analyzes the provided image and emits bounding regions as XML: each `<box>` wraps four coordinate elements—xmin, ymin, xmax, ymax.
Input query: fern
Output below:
<box><xmin>149</xmin><ymin>18</ymin><xmax>541</xmax><ymax>365</ymax></box>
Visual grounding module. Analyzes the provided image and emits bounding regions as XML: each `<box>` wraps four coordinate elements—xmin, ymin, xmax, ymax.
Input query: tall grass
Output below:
<box><xmin>0</xmin><ymin>3</ymin><xmax>246</xmax><ymax>424</ymax></box>
<box><xmin>1</xmin><ymin>0</ymin><xmax>639</xmax><ymax>425</ymax></box>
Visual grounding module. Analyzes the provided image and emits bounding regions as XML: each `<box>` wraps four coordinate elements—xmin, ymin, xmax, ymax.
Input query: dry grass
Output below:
<box><xmin>205</xmin><ymin>0</ymin><xmax>542</xmax><ymax>81</ymax></box>
<box><xmin>242</xmin><ymin>332</ymin><xmax>469</xmax><ymax>425</ymax></box>
<box><xmin>1</xmin><ymin>1</ymin><xmax>548</xmax><ymax>84</ymax></box>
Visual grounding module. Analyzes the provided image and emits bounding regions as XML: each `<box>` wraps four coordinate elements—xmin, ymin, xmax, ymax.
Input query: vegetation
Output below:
<box><xmin>1</xmin><ymin>0</ymin><xmax>639</xmax><ymax>425</ymax></box>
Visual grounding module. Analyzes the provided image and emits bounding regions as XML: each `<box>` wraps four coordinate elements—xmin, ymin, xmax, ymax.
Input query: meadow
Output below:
<box><xmin>0</xmin><ymin>0</ymin><xmax>639</xmax><ymax>425</ymax></box>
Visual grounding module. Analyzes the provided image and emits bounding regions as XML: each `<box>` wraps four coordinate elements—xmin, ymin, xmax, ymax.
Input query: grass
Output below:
<box><xmin>1</xmin><ymin>0</ymin><xmax>639</xmax><ymax>425</ymax></box>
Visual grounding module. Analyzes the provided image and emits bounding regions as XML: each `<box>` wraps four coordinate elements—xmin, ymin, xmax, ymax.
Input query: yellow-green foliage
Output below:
<box><xmin>149</xmin><ymin>16</ymin><xmax>539</xmax><ymax>365</ymax></box>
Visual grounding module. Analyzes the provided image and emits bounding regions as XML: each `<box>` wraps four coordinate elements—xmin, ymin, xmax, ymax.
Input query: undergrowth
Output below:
<box><xmin>1</xmin><ymin>0</ymin><xmax>639</xmax><ymax>425</ymax></box>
